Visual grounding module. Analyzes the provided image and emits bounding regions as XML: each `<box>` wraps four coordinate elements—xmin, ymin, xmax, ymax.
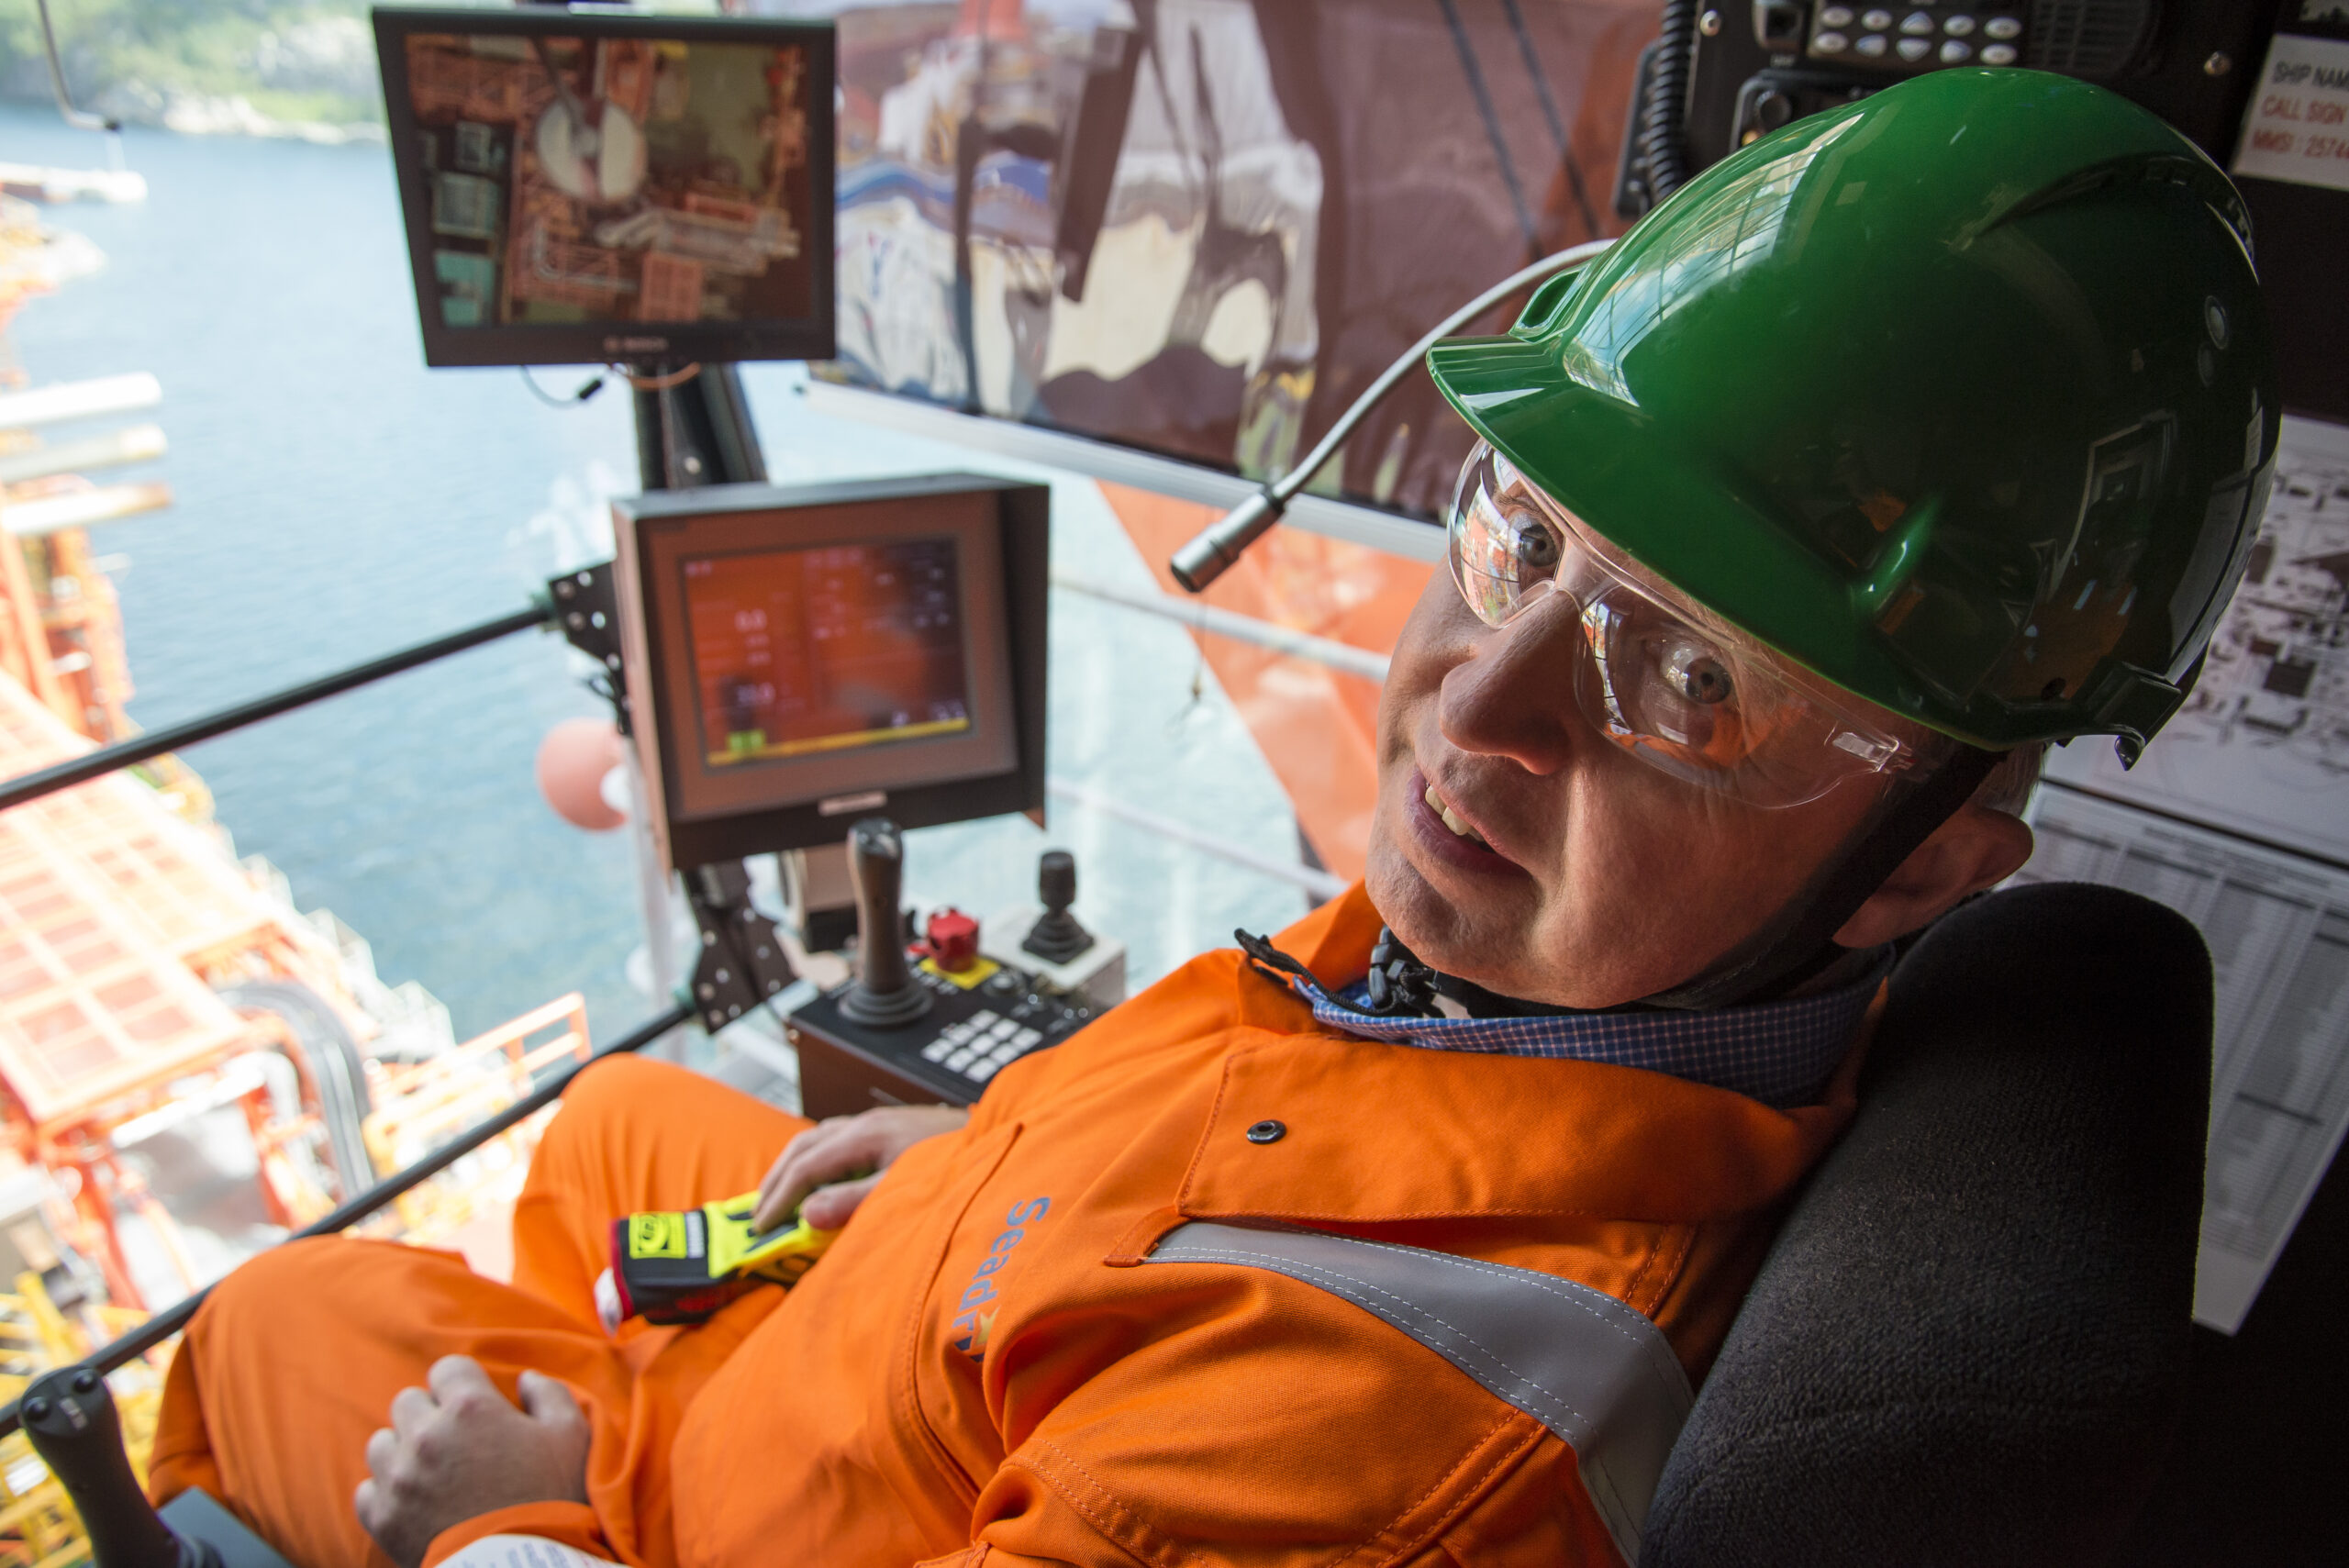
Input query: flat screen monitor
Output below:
<box><xmin>374</xmin><ymin>6</ymin><xmax>835</xmax><ymax>368</ymax></box>
<box><xmin>615</xmin><ymin>475</ymin><xmax>1048</xmax><ymax>871</ymax></box>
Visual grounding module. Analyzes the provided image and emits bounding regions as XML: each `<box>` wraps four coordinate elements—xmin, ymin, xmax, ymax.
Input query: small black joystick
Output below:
<box><xmin>839</xmin><ymin>817</ymin><xmax>931</xmax><ymax>1029</ymax></box>
<box><xmin>21</xmin><ymin>1364</ymin><xmax>220</xmax><ymax>1568</ymax></box>
<box><xmin>1021</xmin><ymin>850</ymin><xmax>1095</xmax><ymax>966</ymax></box>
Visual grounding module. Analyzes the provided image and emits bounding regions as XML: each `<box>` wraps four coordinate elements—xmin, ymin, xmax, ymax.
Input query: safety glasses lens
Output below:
<box><xmin>1444</xmin><ymin>442</ymin><xmax>1910</xmax><ymax>807</ymax></box>
<box><xmin>1448</xmin><ymin>448</ymin><xmax>1566</xmax><ymax>628</ymax></box>
<box><xmin>1577</xmin><ymin>598</ymin><xmax>1857</xmax><ymax>806</ymax></box>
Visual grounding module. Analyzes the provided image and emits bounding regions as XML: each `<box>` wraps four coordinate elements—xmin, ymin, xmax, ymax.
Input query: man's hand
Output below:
<box><xmin>354</xmin><ymin>1356</ymin><xmax>591</xmax><ymax>1568</ymax></box>
<box><xmin>752</xmin><ymin>1103</ymin><xmax>970</xmax><ymax>1231</ymax></box>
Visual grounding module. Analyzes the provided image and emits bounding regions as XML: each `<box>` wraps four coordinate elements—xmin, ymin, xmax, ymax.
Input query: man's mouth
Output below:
<box><xmin>1421</xmin><ymin>780</ymin><xmax>1490</xmax><ymax>849</ymax></box>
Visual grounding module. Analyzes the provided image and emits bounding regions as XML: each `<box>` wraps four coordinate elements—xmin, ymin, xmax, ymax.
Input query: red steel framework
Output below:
<box><xmin>0</xmin><ymin>671</ymin><xmax>364</xmax><ymax>1306</ymax></box>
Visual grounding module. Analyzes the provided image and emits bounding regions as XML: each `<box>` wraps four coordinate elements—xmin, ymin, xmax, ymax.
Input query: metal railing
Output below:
<box><xmin>0</xmin><ymin>586</ymin><xmax>704</xmax><ymax>1436</ymax></box>
<box><xmin>0</xmin><ymin>998</ymin><xmax>693</xmax><ymax>1438</ymax></box>
<box><xmin>0</xmin><ymin>602</ymin><xmax>551</xmax><ymax>815</ymax></box>
<box><xmin>1049</xmin><ymin>572</ymin><xmax>1391</xmax><ymax>684</ymax></box>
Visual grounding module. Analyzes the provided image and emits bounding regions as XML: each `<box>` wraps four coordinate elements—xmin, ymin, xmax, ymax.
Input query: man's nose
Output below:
<box><xmin>1435</xmin><ymin>592</ymin><xmax>1590</xmax><ymax>775</ymax></box>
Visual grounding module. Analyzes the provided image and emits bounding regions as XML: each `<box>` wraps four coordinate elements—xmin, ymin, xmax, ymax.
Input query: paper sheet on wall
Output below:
<box><xmin>2231</xmin><ymin>31</ymin><xmax>2349</xmax><ymax>195</ymax></box>
<box><xmin>2043</xmin><ymin>416</ymin><xmax>2349</xmax><ymax>863</ymax></box>
<box><xmin>2026</xmin><ymin>415</ymin><xmax>2349</xmax><ymax>1331</ymax></box>
<box><xmin>2015</xmin><ymin>786</ymin><xmax>2349</xmax><ymax>1332</ymax></box>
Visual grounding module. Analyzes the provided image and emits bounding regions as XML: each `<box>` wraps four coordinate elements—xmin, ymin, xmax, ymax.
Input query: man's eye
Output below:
<box><xmin>1663</xmin><ymin>641</ymin><xmax>1734</xmax><ymax>705</ymax></box>
<box><xmin>1508</xmin><ymin>513</ymin><xmax>1561</xmax><ymax>578</ymax></box>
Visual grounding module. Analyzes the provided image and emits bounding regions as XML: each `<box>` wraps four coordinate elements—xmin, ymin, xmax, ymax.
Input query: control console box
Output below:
<box><xmin>788</xmin><ymin>960</ymin><xmax>1097</xmax><ymax>1118</ymax></box>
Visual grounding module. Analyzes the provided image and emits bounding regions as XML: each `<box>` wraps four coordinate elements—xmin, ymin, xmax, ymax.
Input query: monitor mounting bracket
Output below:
<box><xmin>685</xmin><ymin>861</ymin><xmax>798</xmax><ymax>1034</ymax></box>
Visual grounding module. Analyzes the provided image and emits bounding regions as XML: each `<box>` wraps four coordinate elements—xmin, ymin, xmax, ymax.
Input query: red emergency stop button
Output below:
<box><xmin>925</xmin><ymin>908</ymin><xmax>980</xmax><ymax>971</ymax></box>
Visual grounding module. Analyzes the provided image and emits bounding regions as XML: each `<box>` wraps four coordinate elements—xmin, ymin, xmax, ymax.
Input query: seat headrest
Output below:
<box><xmin>1643</xmin><ymin>881</ymin><xmax>2212</xmax><ymax>1568</ymax></box>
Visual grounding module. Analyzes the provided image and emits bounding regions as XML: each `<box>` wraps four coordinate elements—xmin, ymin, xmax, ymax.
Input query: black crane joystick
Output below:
<box><xmin>1021</xmin><ymin>850</ymin><xmax>1095</xmax><ymax>966</ymax></box>
<box><xmin>839</xmin><ymin>817</ymin><xmax>931</xmax><ymax>1029</ymax></box>
<box><xmin>21</xmin><ymin>1365</ymin><xmax>220</xmax><ymax>1568</ymax></box>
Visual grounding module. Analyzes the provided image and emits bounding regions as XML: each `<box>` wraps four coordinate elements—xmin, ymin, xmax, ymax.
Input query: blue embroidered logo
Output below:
<box><xmin>950</xmin><ymin>1196</ymin><xmax>1049</xmax><ymax>1362</ymax></box>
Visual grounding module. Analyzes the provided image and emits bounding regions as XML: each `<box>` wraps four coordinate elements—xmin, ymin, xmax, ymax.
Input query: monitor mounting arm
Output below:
<box><xmin>35</xmin><ymin>0</ymin><xmax>121</xmax><ymax>135</ymax></box>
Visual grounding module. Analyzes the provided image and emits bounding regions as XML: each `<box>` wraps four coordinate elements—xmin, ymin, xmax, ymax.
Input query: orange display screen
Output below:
<box><xmin>683</xmin><ymin>540</ymin><xmax>971</xmax><ymax>769</ymax></box>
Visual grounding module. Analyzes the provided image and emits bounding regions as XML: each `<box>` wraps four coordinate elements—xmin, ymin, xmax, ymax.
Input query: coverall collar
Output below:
<box><xmin>1199</xmin><ymin>884</ymin><xmax>1873</xmax><ymax>1229</ymax></box>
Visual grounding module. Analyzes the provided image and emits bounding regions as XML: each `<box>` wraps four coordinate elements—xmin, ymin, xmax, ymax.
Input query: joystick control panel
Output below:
<box><xmin>786</xmin><ymin>822</ymin><xmax>1098</xmax><ymax>1118</ymax></box>
<box><xmin>790</xmin><ymin>961</ymin><xmax>1096</xmax><ymax>1117</ymax></box>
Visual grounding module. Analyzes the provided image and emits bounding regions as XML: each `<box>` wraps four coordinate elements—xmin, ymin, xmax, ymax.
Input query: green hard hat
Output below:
<box><xmin>1425</xmin><ymin>68</ymin><xmax>2277</xmax><ymax>759</ymax></box>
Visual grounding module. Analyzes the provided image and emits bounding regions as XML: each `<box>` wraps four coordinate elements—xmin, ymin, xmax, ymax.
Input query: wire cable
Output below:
<box><xmin>617</xmin><ymin>361</ymin><xmax>703</xmax><ymax>392</ymax></box>
<box><xmin>1641</xmin><ymin>0</ymin><xmax>1698</xmax><ymax>206</ymax></box>
<box><xmin>1498</xmin><ymin>0</ymin><xmax>1602</xmax><ymax>241</ymax></box>
<box><xmin>518</xmin><ymin>367</ymin><xmax>607</xmax><ymax>407</ymax></box>
<box><xmin>1436</xmin><ymin>0</ymin><xmax>1540</xmax><ymax>261</ymax></box>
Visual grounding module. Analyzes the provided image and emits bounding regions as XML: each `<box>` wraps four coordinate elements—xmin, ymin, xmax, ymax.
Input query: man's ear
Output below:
<box><xmin>1833</xmin><ymin>802</ymin><xmax>2036</xmax><ymax>948</ymax></box>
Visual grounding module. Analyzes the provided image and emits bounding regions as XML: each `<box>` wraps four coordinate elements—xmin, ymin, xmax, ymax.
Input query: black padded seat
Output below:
<box><xmin>1644</xmin><ymin>881</ymin><xmax>2211</xmax><ymax>1567</ymax></box>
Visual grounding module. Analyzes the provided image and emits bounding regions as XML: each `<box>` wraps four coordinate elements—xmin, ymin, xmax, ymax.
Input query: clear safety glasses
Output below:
<box><xmin>1446</xmin><ymin>442</ymin><xmax>1920</xmax><ymax>807</ymax></box>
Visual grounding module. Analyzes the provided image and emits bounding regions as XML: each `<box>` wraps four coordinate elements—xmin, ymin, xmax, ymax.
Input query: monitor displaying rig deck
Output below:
<box><xmin>374</xmin><ymin>6</ymin><xmax>835</xmax><ymax>368</ymax></box>
<box><xmin>613</xmin><ymin>475</ymin><xmax>1049</xmax><ymax>871</ymax></box>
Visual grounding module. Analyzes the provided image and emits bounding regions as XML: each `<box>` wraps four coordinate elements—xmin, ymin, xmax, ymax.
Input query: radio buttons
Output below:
<box><xmin>1940</xmin><ymin>39</ymin><xmax>1973</xmax><ymax>61</ymax></box>
<box><xmin>1985</xmin><ymin>15</ymin><xmax>2021</xmax><ymax>39</ymax></box>
<box><xmin>1980</xmin><ymin>41</ymin><xmax>2016</xmax><ymax>64</ymax></box>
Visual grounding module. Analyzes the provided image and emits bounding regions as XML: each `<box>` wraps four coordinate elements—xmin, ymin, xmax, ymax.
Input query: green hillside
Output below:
<box><xmin>0</xmin><ymin>1</ymin><xmax>381</xmax><ymax>133</ymax></box>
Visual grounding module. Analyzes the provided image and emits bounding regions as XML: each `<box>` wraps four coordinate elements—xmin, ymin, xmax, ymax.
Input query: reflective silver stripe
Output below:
<box><xmin>1144</xmin><ymin>1220</ymin><xmax>1691</xmax><ymax>1564</ymax></box>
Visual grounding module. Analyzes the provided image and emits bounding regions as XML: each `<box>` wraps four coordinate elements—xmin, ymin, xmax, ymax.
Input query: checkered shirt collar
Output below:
<box><xmin>1286</xmin><ymin>950</ymin><xmax>1891</xmax><ymax>1110</ymax></box>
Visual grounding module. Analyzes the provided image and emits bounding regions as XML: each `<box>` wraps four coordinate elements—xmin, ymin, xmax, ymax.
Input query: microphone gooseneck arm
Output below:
<box><xmin>1168</xmin><ymin>237</ymin><xmax>1614</xmax><ymax>594</ymax></box>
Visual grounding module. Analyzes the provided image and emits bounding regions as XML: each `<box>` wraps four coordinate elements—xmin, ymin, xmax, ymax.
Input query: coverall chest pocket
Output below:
<box><xmin>897</xmin><ymin>1118</ymin><xmax>1038</xmax><ymax>1503</ymax></box>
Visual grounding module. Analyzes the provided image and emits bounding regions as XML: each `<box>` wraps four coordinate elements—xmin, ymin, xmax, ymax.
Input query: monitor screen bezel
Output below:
<box><xmin>651</xmin><ymin>494</ymin><xmax>1019</xmax><ymax>822</ymax></box>
<box><xmin>373</xmin><ymin>6</ymin><xmax>837</xmax><ymax>370</ymax></box>
<box><xmin>615</xmin><ymin>475</ymin><xmax>1049</xmax><ymax>872</ymax></box>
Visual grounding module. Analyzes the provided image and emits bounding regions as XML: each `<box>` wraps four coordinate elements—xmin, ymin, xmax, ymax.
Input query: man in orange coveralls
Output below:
<box><xmin>150</xmin><ymin>71</ymin><xmax>2275</xmax><ymax>1568</ymax></box>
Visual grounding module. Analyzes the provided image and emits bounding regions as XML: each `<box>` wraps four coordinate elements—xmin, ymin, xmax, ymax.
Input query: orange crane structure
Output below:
<box><xmin>0</xmin><ymin>369</ymin><xmax>588</xmax><ymax>1318</ymax></box>
<box><xmin>0</xmin><ymin>659</ymin><xmax>368</xmax><ymax>1307</ymax></box>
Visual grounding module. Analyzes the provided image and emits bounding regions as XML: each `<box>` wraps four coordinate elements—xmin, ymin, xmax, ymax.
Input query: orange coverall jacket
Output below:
<box><xmin>151</xmin><ymin>885</ymin><xmax>1865</xmax><ymax>1567</ymax></box>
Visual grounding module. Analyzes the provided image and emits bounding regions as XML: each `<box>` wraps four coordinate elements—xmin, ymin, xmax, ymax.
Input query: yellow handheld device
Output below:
<box><xmin>607</xmin><ymin>1192</ymin><xmax>837</xmax><ymax>1326</ymax></box>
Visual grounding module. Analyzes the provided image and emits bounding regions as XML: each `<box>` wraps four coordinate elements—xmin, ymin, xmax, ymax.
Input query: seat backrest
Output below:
<box><xmin>1642</xmin><ymin>881</ymin><xmax>2212</xmax><ymax>1568</ymax></box>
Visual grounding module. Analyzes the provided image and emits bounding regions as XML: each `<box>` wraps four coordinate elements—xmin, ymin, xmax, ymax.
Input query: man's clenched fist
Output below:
<box><xmin>354</xmin><ymin>1355</ymin><xmax>592</xmax><ymax>1568</ymax></box>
